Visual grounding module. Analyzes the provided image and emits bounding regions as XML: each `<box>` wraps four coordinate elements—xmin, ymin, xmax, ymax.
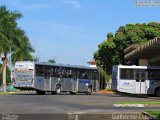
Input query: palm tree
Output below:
<box><xmin>11</xmin><ymin>28</ymin><xmax>35</xmax><ymax>63</ymax></box>
<box><xmin>0</xmin><ymin>6</ymin><xmax>34</xmax><ymax>91</ymax></box>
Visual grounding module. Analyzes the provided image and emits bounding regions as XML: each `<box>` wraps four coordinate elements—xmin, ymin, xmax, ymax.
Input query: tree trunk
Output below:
<box><xmin>1</xmin><ymin>59</ymin><xmax>7</xmax><ymax>92</ymax></box>
<box><xmin>3</xmin><ymin>60</ymin><xmax>6</xmax><ymax>92</ymax></box>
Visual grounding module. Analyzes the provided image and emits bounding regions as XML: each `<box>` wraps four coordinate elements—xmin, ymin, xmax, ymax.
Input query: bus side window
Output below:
<box><xmin>68</xmin><ymin>69</ymin><xmax>72</xmax><ymax>78</ymax></box>
<box><xmin>61</xmin><ymin>68</ymin><xmax>66</xmax><ymax>78</ymax></box>
<box><xmin>135</xmin><ymin>73</ymin><xmax>139</xmax><ymax>82</ymax></box>
<box><xmin>79</xmin><ymin>70</ymin><xmax>88</xmax><ymax>79</ymax></box>
<box><xmin>36</xmin><ymin>65</ymin><xmax>45</xmax><ymax>76</ymax></box>
<box><xmin>120</xmin><ymin>69</ymin><xmax>134</xmax><ymax>80</ymax></box>
<box><xmin>141</xmin><ymin>73</ymin><xmax>145</xmax><ymax>82</ymax></box>
<box><xmin>45</xmin><ymin>67</ymin><xmax>51</xmax><ymax>79</ymax></box>
<box><xmin>71</xmin><ymin>68</ymin><xmax>77</xmax><ymax>79</ymax></box>
<box><xmin>78</xmin><ymin>70</ymin><xmax>83</xmax><ymax>79</ymax></box>
<box><xmin>87</xmin><ymin>70</ymin><xmax>92</xmax><ymax>79</ymax></box>
<box><xmin>148</xmin><ymin>69</ymin><xmax>160</xmax><ymax>80</ymax></box>
<box><xmin>65</xmin><ymin>68</ymin><xmax>72</xmax><ymax>78</ymax></box>
<box><xmin>92</xmin><ymin>70</ymin><xmax>98</xmax><ymax>80</ymax></box>
<box><xmin>51</xmin><ymin>67</ymin><xmax>56</xmax><ymax>77</ymax></box>
<box><xmin>57</xmin><ymin>67</ymin><xmax>62</xmax><ymax>78</ymax></box>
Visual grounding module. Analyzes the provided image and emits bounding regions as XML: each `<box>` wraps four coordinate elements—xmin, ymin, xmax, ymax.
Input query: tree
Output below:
<box><xmin>94</xmin><ymin>22</ymin><xmax>160</xmax><ymax>74</ymax></box>
<box><xmin>33</xmin><ymin>56</ymin><xmax>39</xmax><ymax>62</ymax></box>
<box><xmin>48</xmin><ymin>59</ymin><xmax>56</xmax><ymax>63</ymax></box>
<box><xmin>11</xmin><ymin>29</ymin><xmax>35</xmax><ymax>64</ymax></box>
<box><xmin>0</xmin><ymin>5</ymin><xmax>34</xmax><ymax>90</ymax></box>
<box><xmin>0</xmin><ymin>6</ymin><xmax>22</xmax><ymax>54</ymax></box>
<box><xmin>0</xmin><ymin>5</ymin><xmax>34</xmax><ymax>64</ymax></box>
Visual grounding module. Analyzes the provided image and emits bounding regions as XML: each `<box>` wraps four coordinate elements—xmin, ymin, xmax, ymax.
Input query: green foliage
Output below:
<box><xmin>48</xmin><ymin>59</ymin><xmax>56</xmax><ymax>63</ymax></box>
<box><xmin>32</xmin><ymin>56</ymin><xmax>39</xmax><ymax>62</ymax></box>
<box><xmin>94</xmin><ymin>22</ymin><xmax>160</xmax><ymax>73</ymax></box>
<box><xmin>0</xmin><ymin>5</ymin><xmax>35</xmax><ymax>64</ymax></box>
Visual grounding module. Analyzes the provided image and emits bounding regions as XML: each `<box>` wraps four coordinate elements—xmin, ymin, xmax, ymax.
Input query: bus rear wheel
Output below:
<box><xmin>51</xmin><ymin>91</ymin><xmax>56</xmax><ymax>95</ymax></box>
<box><xmin>36</xmin><ymin>90</ymin><xmax>46</xmax><ymax>95</ymax></box>
<box><xmin>55</xmin><ymin>85</ymin><xmax>61</xmax><ymax>95</ymax></box>
<box><xmin>86</xmin><ymin>86</ymin><xmax>92</xmax><ymax>95</ymax></box>
<box><xmin>155</xmin><ymin>87</ymin><xmax>160</xmax><ymax>97</ymax></box>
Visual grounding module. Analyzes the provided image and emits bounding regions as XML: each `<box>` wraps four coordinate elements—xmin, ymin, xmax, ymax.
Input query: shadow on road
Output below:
<box><xmin>113</xmin><ymin>92</ymin><xmax>160</xmax><ymax>100</ymax></box>
<box><xmin>11</xmin><ymin>92</ymin><xmax>160</xmax><ymax>100</ymax></box>
<box><xmin>11</xmin><ymin>92</ymin><xmax>91</xmax><ymax>96</ymax></box>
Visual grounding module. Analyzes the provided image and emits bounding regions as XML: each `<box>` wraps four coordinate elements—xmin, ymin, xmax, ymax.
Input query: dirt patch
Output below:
<box><xmin>97</xmin><ymin>90</ymin><xmax>114</xmax><ymax>94</ymax></box>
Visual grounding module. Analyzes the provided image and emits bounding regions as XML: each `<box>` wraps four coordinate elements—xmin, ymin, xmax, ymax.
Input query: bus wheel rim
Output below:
<box><xmin>57</xmin><ymin>88</ymin><xmax>61</xmax><ymax>93</ymax></box>
<box><xmin>88</xmin><ymin>88</ymin><xmax>91</xmax><ymax>93</ymax></box>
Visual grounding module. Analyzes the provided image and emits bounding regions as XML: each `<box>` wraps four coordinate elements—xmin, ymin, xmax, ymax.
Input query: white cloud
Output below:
<box><xmin>22</xmin><ymin>3</ymin><xmax>55</xmax><ymax>10</ymax></box>
<box><xmin>62</xmin><ymin>0</ymin><xmax>81</xmax><ymax>9</ymax></box>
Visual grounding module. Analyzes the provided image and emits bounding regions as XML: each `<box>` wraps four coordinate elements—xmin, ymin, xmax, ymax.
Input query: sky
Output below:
<box><xmin>0</xmin><ymin>0</ymin><xmax>160</xmax><ymax>66</ymax></box>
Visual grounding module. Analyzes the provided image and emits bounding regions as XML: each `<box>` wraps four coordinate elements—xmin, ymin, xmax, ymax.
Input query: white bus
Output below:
<box><xmin>13</xmin><ymin>61</ymin><xmax>99</xmax><ymax>95</ymax></box>
<box><xmin>111</xmin><ymin>65</ymin><xmax>160</xmax><ymax>97</ymax></box>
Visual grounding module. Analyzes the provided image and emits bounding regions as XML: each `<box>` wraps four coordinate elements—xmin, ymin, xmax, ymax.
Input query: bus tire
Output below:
<box><xmin>86</xmin><ymin>86</ymin><xmax>92</xmax><ymax>95</ymax></box>
<box><xmin>70</xmin><ymin>92</ymin><xmax>76</xmax><ymax>95</ymax></box>
<box><xmin>51</xmin><ymin>91</ymin><xmax>56</xmax><ymax>95</ymax></box>
<box><xmin>154</xmin><ymin>87</ymin><xmax>160</xmax><ymax>97</ymax></box>
<box><xmin>55</xmin><ymin>84</ymin><xmax>61</xmax><ymax>95</ymax></box>
<box><xmin>36</xmin><ymin>90</ymin><xmax>46</xmax><ymax>95</ymax></box>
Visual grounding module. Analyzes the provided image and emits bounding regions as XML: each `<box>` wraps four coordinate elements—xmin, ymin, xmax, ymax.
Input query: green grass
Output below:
<box><xmin>0</xmin><ymin>92</ymin><xmax>10</xmax><ymax>95</ymax></box>
<box><xmin>106</xmin><ymin>88</ymin><xmax>112</xmax><ymax>91</ymax></box>
<box><xmin>143</xmin><ymin>110</ymin><xmax>160</xmax><ymax>117</ymax></box>
<box><xmin>115</xmin><ymin>101</ymin><xmax>160</xmax><ymax>105</ymax></box>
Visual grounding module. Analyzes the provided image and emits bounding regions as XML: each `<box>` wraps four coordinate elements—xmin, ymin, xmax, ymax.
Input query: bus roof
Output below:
<box><xmin>114</xmin><ymin>65</ymin><xmax>160</xmax><ymax>69</ymax></box>
<box><xmin>15</xmin><ymin>61</ymin><xmax>98</xmax><ymax>70</ymax></box>
<box><xmin>35</xmin><ymin>62</ymin><xmax>98</xmax><ymax>70</ymax></box>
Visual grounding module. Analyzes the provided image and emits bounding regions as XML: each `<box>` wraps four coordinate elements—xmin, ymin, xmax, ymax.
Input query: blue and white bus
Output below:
<box><xmin>111</xmin><ymin>65</ymin><xmax>160</xmax><ymax>97</ymax></box>
<box><xmin>13</xmin><ymin>61</ymin><xmax>99</xmax><ymax>95</ymax></box>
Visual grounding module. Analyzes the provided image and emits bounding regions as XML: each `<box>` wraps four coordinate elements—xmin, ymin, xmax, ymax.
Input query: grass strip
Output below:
<box><xmin>115</xmin><ymin>101</ymin><xmax>160</xmax><ymax>105</ymax></box>
<box><xmin>143</xmin><ymin>110</ymin><xmax>160</xmax><ymax>118</ymax></box>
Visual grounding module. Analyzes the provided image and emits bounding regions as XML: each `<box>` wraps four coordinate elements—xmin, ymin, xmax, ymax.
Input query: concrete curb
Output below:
<box><xmin>0</xmin><ymin>91</ymin><xmax>35</xmax><ymax>95</ymax></box>
<box><xmin>113</xmin><ymin>104</ymin><xmax>160</xmax><ymax>107</ymax></box>
<box><xmin>113</xmin><ymin>104</ymin><xmax>145</xmax><ymax>107</ymax></box>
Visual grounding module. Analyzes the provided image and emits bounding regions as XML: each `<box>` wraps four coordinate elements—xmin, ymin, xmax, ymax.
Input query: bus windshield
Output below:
<box><xmin>14</xmin><ymin>69</ymin><xmax>33</xmax><ymax>81</ymax></box>
<box><xmin>147</xmin><ymin>69</ymin><xmax>160</xmax><ymax>80</ymax></box>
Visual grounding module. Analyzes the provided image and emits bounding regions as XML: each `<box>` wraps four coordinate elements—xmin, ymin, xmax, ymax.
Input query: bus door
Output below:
<box><xmin>135</xmin><ymin>70</ymin><xmax>146</xmax><ymax>94</ymax></box>
<box><xmin>44</xmin><ymin>67</ymin><xmax>51</xmax><ymax>91</ymax></box>
<box><xmin>72</xmin><ymin>78</ymin><xmax>78</xmax><ymax>92</ymax></box>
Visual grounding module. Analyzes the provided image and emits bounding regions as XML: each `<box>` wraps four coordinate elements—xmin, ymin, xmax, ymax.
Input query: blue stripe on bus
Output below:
<box><xmin>78</xmin><ymin>79</ymin><xmax>91</xmax><ymax>84</ymax></box>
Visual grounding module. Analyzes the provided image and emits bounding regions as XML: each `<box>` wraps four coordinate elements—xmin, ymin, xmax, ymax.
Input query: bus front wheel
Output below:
<box><xmin>86</xmin><ymin>86</ymin><xmax>92</xmax><ymax>95</ymax></box>
<box><xmin>55</xmin><ymin>85</ymin><xmax>61</xmax><ymax>95</ymax></box>
<box><xmin>36</xmin><ymin>90</ymin><xmax>46</xmax><ymax>95</ymax></box>
<box><xmin>155</xmin><ymin>87</ymin><xmax>160</xmax><ymax>97</ymax></box>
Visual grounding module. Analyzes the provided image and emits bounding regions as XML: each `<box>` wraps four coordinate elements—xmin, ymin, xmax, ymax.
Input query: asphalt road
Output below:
<box><xmin>0</xmin><ymin>92</ymin><xmax>159</xmax><ymax>120</ymax></box>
